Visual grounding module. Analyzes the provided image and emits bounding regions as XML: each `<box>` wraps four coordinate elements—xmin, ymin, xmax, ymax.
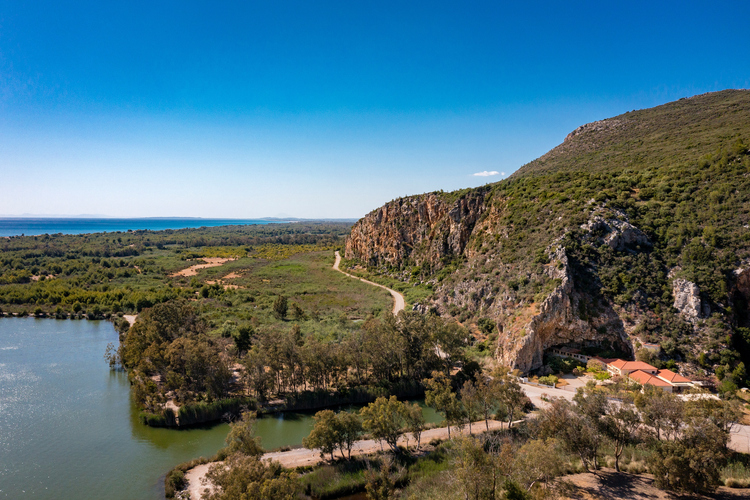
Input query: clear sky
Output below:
<box><xmin>1</xmin><ymin>1</ymin><xmax>749</xmax><ymax>219</ymax></box>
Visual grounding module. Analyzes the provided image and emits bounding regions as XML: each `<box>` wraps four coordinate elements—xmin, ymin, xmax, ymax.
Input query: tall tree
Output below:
<box><xmin>360</xmin><ymin>396</ymin><xmax>408</xmax><ymax>453</ymax></box>
<box><xmin>425</xmin><ymin>371</ymin><xmax>460</xmax><ymax>438</ymax></box>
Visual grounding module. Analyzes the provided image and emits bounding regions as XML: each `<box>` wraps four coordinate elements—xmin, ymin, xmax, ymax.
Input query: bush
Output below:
<box><xmin>538</xmin><ymin>375</ymin><xmax>558</xmax><ymax>387</ymax></box>
<box><xmin>177</xmin><ymin>397</ymin><xmax>256</xmax><ymax>426</ymax></box>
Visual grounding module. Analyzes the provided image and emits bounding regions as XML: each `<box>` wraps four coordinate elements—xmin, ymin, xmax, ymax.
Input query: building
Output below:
<box><xmin>653</xmin><ymin>369</ymin><xmax>694</xmax><ymax>393</ymax></box>
<box><xmin>606</xmin><ymin>359</ymin><xmax>658</xmax><ymax>377</ymax></box>
<box><xmin>549</xmin><ymin>346</ymin><xmax>590</xmax><ymax>364</ymax></box>
<box><xmin>627</xmin><ymin>369</ymin><xmax>674</xmax><ymax>392</ymax></box>
<box><xmin>599</xmin><ymin>359</ymin><xmax>696</xmax><ymax>392</ymax></box>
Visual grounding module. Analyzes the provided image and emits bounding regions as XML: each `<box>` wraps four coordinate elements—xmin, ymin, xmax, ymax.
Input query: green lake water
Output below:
<box><xmin>0</xmin><ymin>318</ymin><xmax>442</xmax><ymax>500</ymax></box>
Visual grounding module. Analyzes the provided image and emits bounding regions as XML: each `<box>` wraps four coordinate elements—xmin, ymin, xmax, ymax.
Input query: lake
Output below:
<box><xmin>0</xmin><ymin>318</ymin><xmax>441</xmax><ymax>499</ymax></box>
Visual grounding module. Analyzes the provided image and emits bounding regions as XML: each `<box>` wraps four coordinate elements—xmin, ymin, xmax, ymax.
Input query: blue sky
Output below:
<box><xmin>1</xmin><ymin>1</ymin><xmax>749</xmax><ymax>219</ymax></box>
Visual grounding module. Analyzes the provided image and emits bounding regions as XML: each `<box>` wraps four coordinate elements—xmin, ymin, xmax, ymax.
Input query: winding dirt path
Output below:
<box><xmin>333</xmin><ymin>251</ymin><xmax>405</xmax><ymax>316</ymax></box>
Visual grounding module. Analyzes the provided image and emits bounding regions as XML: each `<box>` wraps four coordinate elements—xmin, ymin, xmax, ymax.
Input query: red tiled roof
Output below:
<box><xmin>607</xmin><ymin>360</ymin><xmax>657</xmax><ymax>371</ymax></box>
<box><xmin>656</xmin><ymin>369</ymin><xmax>692</xmax><ymax>384</ymax></box>
<box><xmin>609</xmin><ymin>359</ymin><xmax>628</xmax><ymax>369</ymax></box>
<box><xmin>628</xmin><ymin>369</ymin><xmax>671</xmax><ymax>387</ymax></box>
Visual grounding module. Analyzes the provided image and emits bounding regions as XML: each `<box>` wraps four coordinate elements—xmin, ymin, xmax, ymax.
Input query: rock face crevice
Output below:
<box><xmin>345</xmin><ymin>189</ymin><xmax>488</xmax><ymax>268</ymax></box>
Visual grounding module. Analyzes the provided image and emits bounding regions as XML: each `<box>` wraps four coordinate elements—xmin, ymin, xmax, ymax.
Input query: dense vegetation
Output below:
<box><xmin>119</xmin><ymin>295</ymin><xmax>473</xmax><ymax>422</ymax></box>
<box><xmin>0</xmin><ymin>222</ymin><xmax>349</xmax><ymax>320</ymax></box>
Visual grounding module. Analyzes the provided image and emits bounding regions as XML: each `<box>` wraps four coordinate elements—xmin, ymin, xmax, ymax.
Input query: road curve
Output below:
<box><xmin>333</xmin><ymin>251</ymin><xmax>405</xmax><ymax>316</ymax></box>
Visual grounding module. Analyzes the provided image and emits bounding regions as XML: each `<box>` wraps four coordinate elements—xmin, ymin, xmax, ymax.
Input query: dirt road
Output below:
<box><xmin>333</xmin><ymin>251</ymin><xmax>405</xmax><ymax>315</ymax></box>
<box><xmin>184</xmin><ymin>419</ymin><xmax>507</xmax><ymax>497</ymax></box>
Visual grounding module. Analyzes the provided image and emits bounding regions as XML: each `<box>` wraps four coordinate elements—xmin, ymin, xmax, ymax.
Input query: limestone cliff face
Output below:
<box><xmin>345</xmin><ymin>189</ymin><xmax>488</xmax><ymax>268</ymax></box>
<box><xmin>672</xmin><ymin>279</ymin><xmax>705</xmax><ymax>322</ymax></box>
<box><xmin>496</xmin><ymin>248</ymin><xmax>632</xmax><ymax>372</ymax></box>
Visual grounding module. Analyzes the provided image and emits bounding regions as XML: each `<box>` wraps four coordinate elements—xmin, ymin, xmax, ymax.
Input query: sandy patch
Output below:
<box><xmin>171</xmin><ymin>258</ymin><xmax>236</xmax><ymax>277</ymax></box>
<box><xmin>185</xmin><ymin>462</ymin><xmax>221</xmax><ymax>500</ymax></box>
<box><xmin>123</xmin><ymin>314</ymin><xmax>138</xmax><ymax>326</ymax></box>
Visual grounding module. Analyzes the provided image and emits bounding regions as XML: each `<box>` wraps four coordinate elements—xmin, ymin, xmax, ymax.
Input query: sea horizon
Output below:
<box><xmin>0</xmin><ymin>217</ymin><xmax>323</xmax><ymax>237</ymax></box>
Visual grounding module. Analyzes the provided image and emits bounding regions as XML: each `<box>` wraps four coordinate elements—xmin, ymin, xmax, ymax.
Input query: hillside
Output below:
<box><xmin>344</xmin><ymin>89</ymin><xmax>750</xmax><ymax>387</ymax></box>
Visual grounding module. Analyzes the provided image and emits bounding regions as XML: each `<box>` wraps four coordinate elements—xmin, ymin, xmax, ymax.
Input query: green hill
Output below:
<box><xmin>345</xmin><ymin>89</ymin><xmax>750</xmax><ymax>388</ymax></box>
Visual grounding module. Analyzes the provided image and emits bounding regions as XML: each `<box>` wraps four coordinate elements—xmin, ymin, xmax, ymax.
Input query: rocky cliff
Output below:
<box><xmin>345</xmin><ymin>189</ymin><xmax>488</xmax><ymax>269</ymax></box>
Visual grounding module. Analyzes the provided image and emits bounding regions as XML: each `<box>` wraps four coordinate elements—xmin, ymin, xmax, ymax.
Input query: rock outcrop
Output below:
<box><xmin>345</xmin><ymin>189</ymin><xmax>488</xmax><ymax>268</ymax></box>
<box><xmin>581</xmin><ymin>213</ymin><xmax>651</xmax><ymax>252</ymax></box>
<box><xmin>672</xmin><ymin>279</ymin><xmax>704</xmax><ymax>321</ymax></box>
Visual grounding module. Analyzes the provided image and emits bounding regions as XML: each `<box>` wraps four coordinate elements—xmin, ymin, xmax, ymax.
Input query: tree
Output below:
<box><xmin>538</xmin><ymin>398</ymin><xmax>602</xmax><ymax>471</ymax></box>
<box><xmin>601</xmin><ymin>404</ymin><xmax>640</xmax><ymax>472</ymax></box>
<box><xmin>360</xmin><ymin>396</ymin><xmax>407</xmax><ymax>453</ymax></box>
<box><xmin>291</xmin><ymin>302</ymin><xmax>306</xmax><ymax>321</ymax></box>
<box><xmin>336</xmin><ymin>411</ymin><xmax>364</xmax><ymax>460</ymax></box>
<box><xmin>647</xmin><ymin>416</ymin><xmax>729</xmax><ymax>493</ymax></box>
<box><xmin>364</xmin><ymin>456</ymin><xmax>401</xmax><ymax>500</ymax></box>
<box><xmin>242</xmin><ymin>346</ymin><xmax>272</xmax><ymax>401</ymax></box>
<box><xmin>513</xmin><ymin>438</ymin><xmax>565</xmax><ymax>494</ymax></box>
<box><xmin>424</xmin><ymin>371</ymin><xmax>459</xmax><ymax>438</ymax></box>
<box><xmin>404</xmin><ymin>402</ymin><xmax>426</xmax><ymax>451</ymax></box>
<box><xmin>634</xmin><ymin>386</ymin><xmax>684</xmax><ymax>441</ymax></box>
<box><xmin>302</xmin><ymin>409</ymin><xmax>340</xmax><ymax>461</ymax></box>
<box><xmin>233</xmin><ymin>324</ymin><xmax>253</xmax><ymax>354</ymax></box>
<box><xmin>460</xmin><ymin>380</ymin><xmax>483</xmax><ymax>434</ymax></box>
<box><xmin>494</xmin><ymin>370</ymin><xmax>526</xmax><ymax>429</ymax></box>
<box><xmin>273</xmin><ymin>295</ymin><xmax>288</xmax><ymax>320</ymax></box>
<box><xmin>473</xmin><ymin>375</ymin><xmax>499</xmax><ymax>431</ymax></box>
<box><xmin>451</xmin><ymin>436</ymin><xmax>495</xmax><ymax>500</ymax></box>
<box><xmin>225</xmin><ymin>411</ymin><xmax>264</xmax><ymax>457</ymax></box>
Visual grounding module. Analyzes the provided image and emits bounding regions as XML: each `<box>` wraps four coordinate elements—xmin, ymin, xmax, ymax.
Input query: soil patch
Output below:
<box><xmin>171</xmin><ymin>258</ymin><xmax>236</xmax><ymax>277</ymax></box>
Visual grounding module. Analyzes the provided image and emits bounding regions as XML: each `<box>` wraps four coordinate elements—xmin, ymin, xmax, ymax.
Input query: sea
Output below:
<box><xmin>0</xmin><ymin>218</ymin><xmax>287</xmax><ymax>237</ymax></box>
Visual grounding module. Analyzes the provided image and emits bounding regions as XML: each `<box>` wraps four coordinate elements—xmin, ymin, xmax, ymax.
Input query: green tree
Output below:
<box><xmin>494</xmin><ymin>369</ymin><xmax>526</xmax><ymax>429</ymax></box>
<box><xmin>364</xmin><ymin>456</ymin><xmax>400</xmax><ymax>500</ymax></box>
<box><xmin>647</xmin><ymin>416</ymin><xmax>729</xmax><ymax>493</ymax></box>
<box><xmin>360</xmin><ymin>396</ymin><xmax>407</xmax><ymax>453</ymax></box>
<box><xmin>302</xmin><ymin>409</ymin><xmax>340</xmax><ymax>461</ymax></box>
<box><xmin>404</xmin><ymin>402</ymin><xmax>426</xmax><ymax>451</ymax></box>
<box><xmin>451</xmin><ymin>436</ymin><xmax>495</xmax><ymax>500</ymax></box>
<box><xmin>513</xmin><ymin>438</ymin><xmax>565</xmax><ymax>494</ymax></box>
<box><xmin>538</xmin><ymin>398</ymin><xmax>602</xmax><ymax>471</ymax></box>
<box><xmin>224</xmin><ymin>411</ymin><xmax>264</xmax><ymax>457</ymax></box>
<box><xmin>424</xmin><ymin>371</ymin><xmax>459</xmax><ymax>438</ymax></box>
<box><xmin>460</xmin><ymin>380</ymin><xmax>483</xmax><ymax>434</ymax></box>
<box><xmin>634</xmin><ymin>386</ymin><xmax>684</xmax><ymax>441</ymax></box>
<box><xmin>273</xmin><ymin>295</ymin><xmax>288</xmax><ymax>319</ymax></box>
<box><xmin>336</xmin><ymin>411</ymin><xmax>364</xmax><ymax>460</ymax></box>
<box><xmin>601</xmin><ymin>404</ymin><xmax>640</xmax><ymax>472</ymax></box>
<box><xmin>233</xmin><ymin>324</ymin><xmax>253</xmax><ymax>354</ymax></box>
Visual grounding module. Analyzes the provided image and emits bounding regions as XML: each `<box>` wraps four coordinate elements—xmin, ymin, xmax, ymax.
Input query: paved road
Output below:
<box><xmin>333</xmin><ymin>251</ymin><xmax>405</xmax><ymax>315</ymax></box>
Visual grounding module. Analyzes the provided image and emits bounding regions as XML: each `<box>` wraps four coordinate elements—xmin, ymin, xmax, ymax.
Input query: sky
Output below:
<box><xmin>1</xmin><ymin>1</ymin><xmax>749</xmax><ymax>219</ymax></box>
